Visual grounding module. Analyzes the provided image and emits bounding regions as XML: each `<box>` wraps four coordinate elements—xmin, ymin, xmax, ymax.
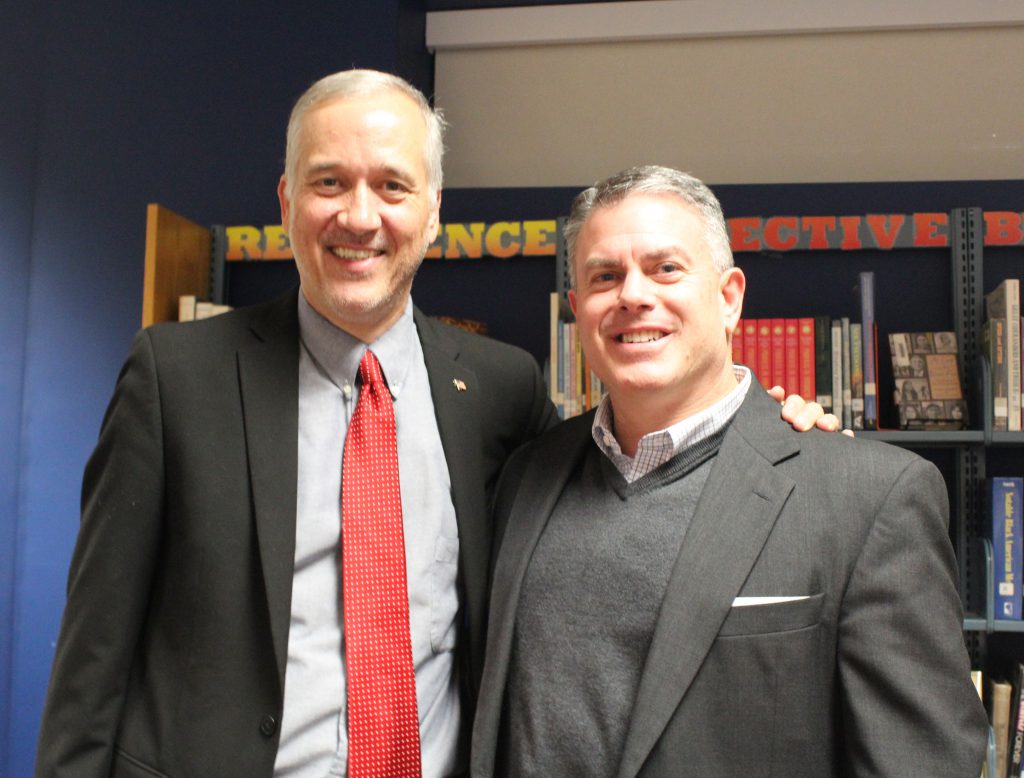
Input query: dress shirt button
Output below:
<box><xmin>259</xmin><ymin>714</ymin><xmax>278</xmax><ymax>737</ymax></box>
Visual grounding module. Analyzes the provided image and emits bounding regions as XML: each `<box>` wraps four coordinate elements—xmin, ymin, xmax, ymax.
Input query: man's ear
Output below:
<box><xmin>277</xmin><ymin>176</ymin><xmax>291</xmax><ymax>231</ymax></box>
<box><xmin>719</xmin><ymin>266</ymin><xmax>746</xmax><ymax>335</ymax></box>
<box><xmin>568</xmin><ymin>289</ymin><xmax>577</xmax><ymax>316</ymax></box>
<box><xmin>427</xmin><ymin>189</ymin><xmax>442</xmax><ymax>244</ymax></box>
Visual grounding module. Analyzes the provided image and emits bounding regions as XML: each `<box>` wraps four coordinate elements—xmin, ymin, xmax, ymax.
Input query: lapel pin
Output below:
<box><xmin>452</xmin><ymin>378</ymin><xmax>467</xmax><ymax>392</ymax></box>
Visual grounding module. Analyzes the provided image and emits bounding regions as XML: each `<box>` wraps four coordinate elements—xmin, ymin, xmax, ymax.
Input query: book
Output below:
<box><xmin>177</xmin><ymin>294</ymin><xmax>197</xmax><ymax>321</ymax></box>
<box><xmin>548</xmin><ymin>292</ymin><xmax>563</xmax><ymax>412</ymax></box>
<box><xmin>889</xmin><ymin>331</ymin><xmax>967</xmax><ymax>430</ymax></box>
<box><xmin>784</xmin><ymin>318</ymin><xmax>799</xmax><ymax>397</ymax></box>
<box><xmin>986</xmin><ymin>279</ymin><xmax>1022</xmax><ymax>431</ymax></box>
<box><xmin>992</xmin><ymin>677</ymin><xmax>1014</xmax><ymax>778</ymax></box>
<box><xmin>983</xmin><ymin>318</ymin><xmax>1009</xmax><ymax>431</ymax></box>
<box><xmin>858</xmin><ymin>271</ymin><xmax>878</xmax><ymax>429</ymax></box>
<box><xmin>831</xmin><ymin>319</ymin><xmax>844</xmax><ymax>425</ymax></box>
<box><xmin>1009</xmin><ymin>663</ymin><xmax>1024</xmax><ymax>777</ymax></box>
<box><xmin>850</xmin><ymin>322</ymin><xmax>864</xmax><ymax>430</ymax></box>
<box><xmin>194</xmin><ymin>301</ymin><xmax>232</xmax><ymax>319</ymax></box>
<box><xmin>798</xmin><ymin>317</ymin><xmax>816</xmax><ymax>403</ymax></box>
<box><xmin>771</xmin><ymin>319</ymin><xmax>786</xmax><ymax>390</ymax></box>
<box><xmin>988</xmin><ymin>477</ymin><xmax>1023</xmax><ymax>621</ymax></box>
<box><xmin>756</xmin><ymin>319</ymin><xmax>773</xmax><ymax>389</ymax></box>
<box><xmin>814</xmin><ymin>315</ymin><xmax>833</xmax><ymax>413</ymax></box>
<box><xmin>743</xmin><ymin>319</ymin><xmax>758</xmax><ymax>376</ymax></box>
<box><xmin>840</xmin><ymin>317</ymin><xmax>852</xmax><ymax>429</ymax></box>
<box><xmin>732</xmin><ymin>318</ymin><xmax>744</xmax><ymax>367</ymax></box>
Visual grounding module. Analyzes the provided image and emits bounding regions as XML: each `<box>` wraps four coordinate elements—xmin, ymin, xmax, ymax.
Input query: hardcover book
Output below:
<box><xmin>889</xmin><ymin>331</ymin><xmax>968</xmax><ymax>430</ymax></box>
<box><xmin>986</xmin><ymin>279</ymin><xmax>1022</xmax><ymax>431</ymax></box>
<box><xmin>858</xmin><ymin>271</ymin><xmax>878</xmax><ymax>429</ymax></box>
<box><xmin>988</xmin><ymin>477</ymin><xmax>1023</xmax><ymax>621</ymax></box>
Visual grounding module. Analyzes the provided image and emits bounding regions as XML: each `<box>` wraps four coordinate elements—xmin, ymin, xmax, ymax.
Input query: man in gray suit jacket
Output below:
<box><xmin>471</xmin><ymin>166</ymin><xmax>988</xmax><ymax>777</ymax></box>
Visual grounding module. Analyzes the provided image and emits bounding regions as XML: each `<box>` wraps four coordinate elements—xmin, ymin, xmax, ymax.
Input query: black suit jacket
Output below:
<box><xmin>472</xmin><ymin>386</ymin><xmax>987</xmax><ymax>777</ymax></box>
<box><xmin>36</xmin><ymin>290</ymin><xmax>557</xmax><ymax>778</ymax></box>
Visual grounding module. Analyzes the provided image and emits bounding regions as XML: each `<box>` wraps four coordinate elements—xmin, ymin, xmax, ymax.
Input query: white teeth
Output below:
<box><xmin>331</xmin><ymin>247</ymin><xmax>380</xmax><ymax>260</ymax></box>
<box><xmin>620</xmin><ymin>331</ymin><xmax>663</xmax><ymax>343</ymax></box>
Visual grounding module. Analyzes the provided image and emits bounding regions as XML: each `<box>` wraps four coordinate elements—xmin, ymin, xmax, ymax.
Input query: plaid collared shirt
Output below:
<box><xmin>592</xmin><ymin>366</ymin><xmax>752</xmax><ymax>483</ymax></box>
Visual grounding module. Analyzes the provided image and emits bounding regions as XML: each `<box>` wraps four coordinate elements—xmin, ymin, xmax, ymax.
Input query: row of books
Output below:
<box><xmin>984</xmin><ymin>279</ymin><xmax>1023</xmax><ymax>432</ymax></box>
<box><xmin>733</xmin><ymin>271</ymin><xmax>880</xmax><ymax>430</ymax></box>
<box><xmin>547</xmin><ymin>293</ymin><xmax>606</xmax><ymax>419</ymax></box>
<box><xmin>732</xmin><ymin>314</ymin><xmax>876</xmax><ymax>430</ymax></box>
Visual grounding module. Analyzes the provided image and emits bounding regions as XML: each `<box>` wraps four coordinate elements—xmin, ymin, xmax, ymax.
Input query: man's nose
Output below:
<box><xmin>338</xmin><ymin>184</ymin><xmax>382</xmax><ymax>234</ymax></box>
<box><xmin>618</xmin><ymin>270</ymin><xmax>655</xmax><ymax>309</ymax></box>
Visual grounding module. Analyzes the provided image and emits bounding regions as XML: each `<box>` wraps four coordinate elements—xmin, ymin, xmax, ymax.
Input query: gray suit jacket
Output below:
<box><xmin>36</xmin><ymin>289</ymin><xmax>557</xmax><ymax>778</ymax></box>
<box><xmin>472</xmin><ymin>386</ymin><xmax>988</xmax><ymax>777</ymax></box>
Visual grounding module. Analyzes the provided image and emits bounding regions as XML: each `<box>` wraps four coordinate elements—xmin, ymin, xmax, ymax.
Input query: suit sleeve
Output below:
<box><xmin>837</xmin><ymin>456</ymin><xmax>988</xmax><ymax>776</ymax></box>
<box><xmin>35</xmin><ymin>329</ymin><xmax>166</xmax><ymax>777</ymax></box>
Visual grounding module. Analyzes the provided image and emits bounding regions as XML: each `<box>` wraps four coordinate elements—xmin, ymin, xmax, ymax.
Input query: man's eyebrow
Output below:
<box><xmin>302</xmin><ymin>161</ymin><xmax>420</xmax><ymax>188</ymax></box>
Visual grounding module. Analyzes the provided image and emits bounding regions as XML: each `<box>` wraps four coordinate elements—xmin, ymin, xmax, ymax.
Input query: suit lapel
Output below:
<box><xmin>414</xmin><ymin>310</ymin><xmax>493</xmax><ymax>679</ymax></box>
<box><xmin>617</xmin><ymin>390</ymin><xmax>799</xmax><ymax>778</ymax></box>
<box><xmin>237</xmin><ymin>292</ymin><xmax>300</xmax><ymax>692</ymax></box>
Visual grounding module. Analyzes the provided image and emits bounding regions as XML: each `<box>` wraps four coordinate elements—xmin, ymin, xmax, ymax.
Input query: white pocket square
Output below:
<box><xmin>731</xmin><ymin>595</ymin><xmax>810</xmax><ymax>607</ymax></box>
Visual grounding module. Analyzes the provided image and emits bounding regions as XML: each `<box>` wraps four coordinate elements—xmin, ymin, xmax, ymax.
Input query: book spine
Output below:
<box><xmin>743</xmin><ymin>320</ymin><xmax>758</xmax><ymax>377</ymax></box>
<box><xmin>814</xmin><ymin>315</ymin><xmax>832</xmax><ymax>412</ymax></box>
<box><xmin>757</xmin><ymin>319</ymin><xmax>773</xmax><ymax>389</ymax></box>
<box><xmin>859</xmin><ymin>271</ymin><xmax>878</xmax><ymax>429</ymax></box>
<box><xmin>831</xmin><ymin>320</ymin><xmax>844</xmax><ymax>423</ymax></box>
<box><xmin>1010</xmin><ymin>280</ymin><xmax>1021</xmax><ymax>431</ymax></box>
<box><xmin>990</xmin><ymin>319</ymin><xmax>1009</xmax><ymax>432</ymax></box>
<box><xmin>732</xmin><ymin>318</ymin><xmax>744</xmax><ymax>367</ymax></box>
<box><xmin>840</xmin><ymin>317</ymin><xmax>852</xmax><ymax>429</ymax></box>
<box><xmin>993</xmin><ymin>678</ymin><xmax>1014</xmax><ymax>778</ymax></box>
<box><xmin>850</xmin><ymin>322</ymin><xmax>864</xmax><ymax>430</ymax></box>
<box><xmin>990</xmin><ymin>477</ymin><xmax>1023</xmax><ymax>620</ymax></box>
<box><xmin>771</xmin><ymin>319</ymin><xmax>786</xmax><ymax>390</ymax></box>
<box><xmin>784</xmin><ymin>319</ymin><xmax>799</xmax><ymax>398</ymax></box>
<box><xmin>798</xmin><ymin>317</ymin><xmax>816</xmax><ymax>403</ymax></box>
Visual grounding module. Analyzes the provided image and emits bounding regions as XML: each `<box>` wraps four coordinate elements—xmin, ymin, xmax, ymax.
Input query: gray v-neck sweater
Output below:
<box><xmin>505</xmin><ymin>427</ymin><xmax>727</xmax><ymax>777</ymax></box>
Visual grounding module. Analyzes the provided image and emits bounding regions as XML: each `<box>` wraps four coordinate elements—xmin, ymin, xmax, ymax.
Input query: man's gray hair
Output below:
<box><xmin>563</xmin><ymin>165</ymin><xmax>734</xmax><ymax>286</ymax></box>
<box><xmin>283</xmin><ymin>69</ymin><xmax>446</xmax><ymax>198</ymax></box>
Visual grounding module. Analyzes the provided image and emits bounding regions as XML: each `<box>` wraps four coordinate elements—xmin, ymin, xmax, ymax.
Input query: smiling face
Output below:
<box><xmin>278</xmin><ymin>90</ymin><xmax>441</xmax><ymax>342</ymax></box>
<box><xmin>568</xmin><ymin>192</ymin><xmax>745</xmax><ymax>437</ymax></box>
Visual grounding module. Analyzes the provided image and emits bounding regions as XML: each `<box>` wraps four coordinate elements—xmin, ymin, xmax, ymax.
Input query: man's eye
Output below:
<box><xmin>382</xmin><ymin>180</ymin><xmax>407</xmax><ymax>194</ymax></box>
<box><xmin>317</xmin><ymin>177</ymin><xmax>339</xmax><ymax>189</ymax></box>
<box><xmin>592</xmin><ymin>272</ymin><xmax>617</xmax><ymax>284</ymax></box>
<box><xmin>656</xmin><ymin>262</ymin><xmax>681</xmax><ymax>274</ymax></box>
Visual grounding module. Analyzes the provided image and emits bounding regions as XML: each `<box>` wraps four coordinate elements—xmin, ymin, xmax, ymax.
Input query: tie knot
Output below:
<box><xmin>358</xmin><ymin>350</ymin><xmax>386</xmax><ymax>389</ymax></box>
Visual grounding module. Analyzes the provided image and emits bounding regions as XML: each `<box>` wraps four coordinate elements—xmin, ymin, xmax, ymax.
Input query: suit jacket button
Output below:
<box><xmin>259</xmin><ymin>714</ymin><xmax>278</xmax><ymax>737</ymax></box>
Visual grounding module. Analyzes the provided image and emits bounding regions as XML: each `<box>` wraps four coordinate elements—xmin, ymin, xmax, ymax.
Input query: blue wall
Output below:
<box><xmin>2</xmin><ymin>2</ymin><xmax>430</xmax><ymax>774</ymax></box>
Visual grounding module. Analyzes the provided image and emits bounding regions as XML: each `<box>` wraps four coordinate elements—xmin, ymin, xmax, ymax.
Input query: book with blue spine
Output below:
<box><xmin>989</xmin><ymin>477</ymin><xmax>1024</xmax><ymax>621</ymax></box>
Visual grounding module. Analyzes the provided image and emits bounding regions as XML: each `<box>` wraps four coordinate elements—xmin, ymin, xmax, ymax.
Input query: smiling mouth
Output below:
<box><xmin>331</xmin><ymin>247</ymin><xmax>383</xmax><ymax>260</ymax></box>
<box><xmin>617</xmin><ymin>330</ymin><xmax>665</xmax><ymax>343</ymax></box>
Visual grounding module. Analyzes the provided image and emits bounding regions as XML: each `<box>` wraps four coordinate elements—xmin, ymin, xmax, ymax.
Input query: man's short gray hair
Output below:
<box><xmin>563</xmin><ymin>165</ymin><xmax>733</xmax><ymax>286</ymax></box>
<box><xmin>283</xmin><ymin>69</ymin><xmax>446</xmax><ymax>198</ymax></box>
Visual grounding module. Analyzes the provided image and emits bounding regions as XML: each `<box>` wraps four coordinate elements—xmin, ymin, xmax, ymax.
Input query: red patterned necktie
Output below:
<box><xmin>342</xmin><ymin>350</ymin><xmax>421</xmax><ymax>777</ymax></box>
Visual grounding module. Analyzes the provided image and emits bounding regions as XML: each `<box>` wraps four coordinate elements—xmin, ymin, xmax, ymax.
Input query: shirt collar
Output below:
<box><xmin>297</xmin><ymin>291</ymin><xmax>417</xmax><ymax>397</ymax></box>
<box><xmin>592</xmin><ymin>365</ymin><xmax>752</xmax><ymax>476</ymax></box>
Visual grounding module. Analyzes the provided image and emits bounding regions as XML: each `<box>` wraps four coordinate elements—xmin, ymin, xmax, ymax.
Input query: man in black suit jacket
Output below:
<box><xmin>471</xmin><ymin>166</ymin><xmax>988</xmax><ymax>777</ymax></box>
<box><xmin>36</xmin><ymin>74</ymin><xmax>833</xmax><ymax>777</ymax></box>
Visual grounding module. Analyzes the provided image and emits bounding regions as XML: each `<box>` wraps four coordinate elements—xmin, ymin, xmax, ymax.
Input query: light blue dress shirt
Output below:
<box><xmin>273</xmin><ymin>293</ymin><xmax>461</xmax><ymax>777</ymax></box>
